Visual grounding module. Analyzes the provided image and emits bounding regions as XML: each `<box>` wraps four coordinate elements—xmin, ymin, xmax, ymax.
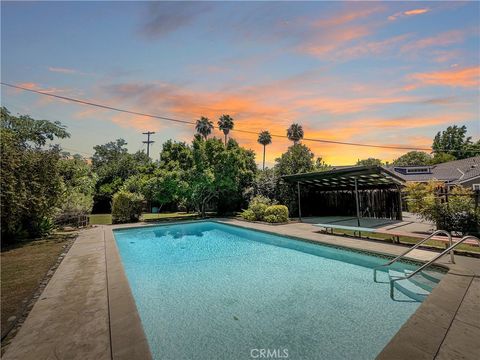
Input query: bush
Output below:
<box><xmin>240</xmin><ymin>209</ymin><xmax>256</xmax><ymax>221</ymax></box>
<box><xmin>264</xmin><ymin>205</ymin><xmax>289</xmax><ymax>223</ymax></box>
<box><xmin>405</xmin><ymin>181</ymin><xmax>479</xmax><ymax>235</ymax></box>
<box><xmin>248</xmin><ymin>195</ymin><xmax>273</xmax><ymax>220</ymax></box>
<box><xmin>111</xmin><ymin>191</ymin><xmax>144</xmax><ymax>224</ymax></box>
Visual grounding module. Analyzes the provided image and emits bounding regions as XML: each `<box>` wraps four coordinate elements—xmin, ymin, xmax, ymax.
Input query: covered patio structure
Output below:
<box><xmin>282</xmin><ymin>165</ymin><xmax>405</xmax><ymax>225</ymax></box>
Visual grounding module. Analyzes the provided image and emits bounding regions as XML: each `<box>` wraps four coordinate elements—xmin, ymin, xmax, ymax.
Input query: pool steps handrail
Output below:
<box><xmin>389</xmin><ymin>235</ymin><xmax>480</xmax><ymax>300</ymax></box>
<box><xmin>373</xmin><ymin>230</ymin><xmax>453</xmax><ymax>282</ymax></box>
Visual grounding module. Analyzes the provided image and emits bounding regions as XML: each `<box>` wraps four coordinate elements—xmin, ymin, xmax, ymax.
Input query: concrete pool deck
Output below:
<box><xmin>2</xmin><ymin>219</ymin><xmax>479</xmax><ymax>360</ymax></box>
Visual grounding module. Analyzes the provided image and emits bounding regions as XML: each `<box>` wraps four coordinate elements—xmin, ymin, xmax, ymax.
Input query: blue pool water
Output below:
<box><xmin>114</xmin><ymin>221</ymin><xmax>442</xmax><ymax>360</ymax></box>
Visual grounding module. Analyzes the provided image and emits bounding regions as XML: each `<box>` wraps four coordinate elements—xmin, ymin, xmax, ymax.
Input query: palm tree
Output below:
<box><xmin>287</xmin><ymin>123</ymin><xmax>304</xmax><ymax>145</ymax></box>
<box><xmin>218</xmin><ymin>114</ymin><xmax>234</xmax><ymax>146</ymax></box>
<box><xmin>195</xmin><ymin>116</ymin><xmax>214</xmax><ymax>140</ymax></box>
<box><xmin>257</xmin><ymin>130</ymin><xmax>272</xmax><ymax>170</ymax></box>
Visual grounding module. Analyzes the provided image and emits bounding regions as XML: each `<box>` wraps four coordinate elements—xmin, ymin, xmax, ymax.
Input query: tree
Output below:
<box><xmin>1</xmin><ymin>107</ymin><xmax>69</xmax><ymax>147</ymax></box>
<box><xmin>432</xmin><ymin>125</ymin><xmax>472</xmax><ymax>160</ymax></box>
<box><xmin>195</xmin><ymin>116</ymin><xmax>214</xmax><ymax>140</ymax></box>
<box><xmin>58</xmin><ymin>154</ymin><xmax>98</xmax><ymax>215</ymax></box>
<box><xmin>356</xmin><ymin>158</ymin><xmax>383</xmax><ymax>166</ymax></box>
<box><xmin>257</xmin><ymin>130</ymin><xmax>272</xmax><ymax>170</ymax></box>
<box><xmin>143</xmin><ymin>169</ymin><xmax>186</xmax><ymax>211</ymax></box>
<box><xmin>275</xmin><ymin>143</ymin><xmax>316</xmax><ymax>212</ymax></box>
<box><xmin>187</xmin><ymin>136</ymin><xmax>257</xmax><ymax>216</ymax></box>
<box><xmin>393</xmin><ymin>151</ymin><xmax>432</xmax><ymax>166</ymax></box>
<box><xmin>159</xmin><ymin>140</ymin><xmax>193</xmax><ymax>171</ymax></box>
<box><xmin>1</xmin><ymin>107</ymin><xmax>70</xmax><ymax>241</ymax></box>
<box><xmin>92</xmin><ymin>139</ymin><xmax>151</xmax><ymax>213</ymax></box>
<box><xmin>275</xmin><ymin>144</ymin><xmax>315</xmax><ymax>176</ymax></box>
<box><xmin>430</xmin><ymin>152</ymin><xmax>456</xmax><ymax>165</ymax></box>
<box><xmin>286</xmin><ymin>123</ymin><xmax>304</xmax><ymax>144</ymax></box>
<box><xmin>218</xmin><ymin>114</ymin><xmax>234</xmax><ymax>146</ymax></box>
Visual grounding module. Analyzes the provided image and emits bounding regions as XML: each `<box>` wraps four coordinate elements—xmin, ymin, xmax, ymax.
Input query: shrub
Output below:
<box><xmin>111</xmin><ymin>191</ymin><xmax>144</xmax><ymax>224</ymax></box>
<box><xmin>248</xmin><ymin>195</ymin><xmax>273</xmax><ymax>220</ymax></box>
<box><xmin>264</xmin><ymin>205</ymin><xmax>289</xmax><ymax>223</ymax></box>
<box><xmin>240</xmin><ymin>209</ymin><xmax>256</xmax><ymax>221</ymax></box>
<box><xmin>405</xmin><ymin>181</ymin><xmax>479</xmax><ymax>235</ymax></box>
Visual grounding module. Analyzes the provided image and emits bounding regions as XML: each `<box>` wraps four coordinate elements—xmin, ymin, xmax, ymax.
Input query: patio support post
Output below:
<box><xmin>397</xmin><ymin>184</ymin><xmax>403</xmax><ymax>221</ymax></box>
<box><xmin>297</xmin><ymin>181</ymin><xmax>302</xmax><ymax>222</ymax></box>
<box><xmin>354</xmin><ymin>178</ymin><xmax>361</xmax><ymax>227</ymax></box>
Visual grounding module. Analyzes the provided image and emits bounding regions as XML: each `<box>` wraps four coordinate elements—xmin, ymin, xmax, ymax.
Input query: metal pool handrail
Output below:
<box><xmin>373</xmin><ymin>230</ymin><xmax>453</xmax><ymax>282</ymax></box>
<box><xmin>389</xmin><ymin>235</ymin><xmax>480</xmax><ymax>299</ymax></box>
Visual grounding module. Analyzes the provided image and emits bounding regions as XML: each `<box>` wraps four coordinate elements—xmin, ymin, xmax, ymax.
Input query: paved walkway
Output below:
<box><xmin>2</xmin><ymin>220</ymin><xmax>479</xmax><ymax>360</ymax></box>
<box><xmin>2</xmin><ymin>227</ymin><xmax>111</xmax><ymax>360</ymax></box>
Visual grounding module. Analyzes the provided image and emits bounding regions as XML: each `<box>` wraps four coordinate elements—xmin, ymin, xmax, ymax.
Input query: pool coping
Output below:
<box><xmin>106</xmin><ymin>219</ymin><xmax>478</xmax><ymax>360</ymax></box>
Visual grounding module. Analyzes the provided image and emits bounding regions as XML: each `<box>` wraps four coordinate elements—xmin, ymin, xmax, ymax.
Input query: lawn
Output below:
<box><xmin>1</xmin><ymin>232</ymin><xmax>77</xmax><ymax>338</ymax></box>
<box><xmin>88</xmin><ymin>212</ymin><xmax>203</xmax><ymax>225</ymax></box>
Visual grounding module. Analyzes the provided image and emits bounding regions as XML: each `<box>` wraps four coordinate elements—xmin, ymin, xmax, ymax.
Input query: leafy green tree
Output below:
<box><xmin>159</xmin><ymin>140</ymin><xmax>193</xmax><ymax>171</ymax></box>
<box><xmin>356</xmin><ymin>158</ymin><xmax>383</xmax><ymax>166</ymax></box>
<box><xmin>195</xmin><ymin>116</ymin><xmax>214</xmax><ymax>140</ymax></box>
<box><xmin>187</xmin><ymin>137</ymin><xmax>256</xmax><ymax>216</ymax></box>
<box><xmin>1</xmin><ymin>107</ymin><xmax>69</xmax><ymax>147</ymax></box>
<box><xmin>257</xmin><ymin>130</ymin><xmax>272</xmax><ymax>170</ymax></box>
<box><xmin>1</xmin><ymin>107</ymin><xmax>70</xmax><ymax>241</ymax></box>
<box><xmin>430</xmin><ymin>152</ymin><xmax>457</xmax><ymax>165</ymax></box>
<box><xmin>432</xmin><ymin>125</ymin><xmax>473</xmax><ymax>160</ymax></box>
<box><xmin>275</xmin><ymin>144</ymin><xmax>315</xmax><ymax>176</ymax></box>
<box><xmin>143</xmin><ymin>169</ymin><xmax>187</xmax><ymax>211</ymax></box>
<box><xmin>274</xmin><ymin>143</ymin><xmax>316</xmax><ymax>212</ymax></box>
<box><xmin>286</xmin><ymin>123</ymin><xmax>304</xmax><ymax>145</ymax></box>
<box><xmin>58</xmin><ymin>154</ymin><xmax>98</xmax><ymax>215</ymax></box>
<box><xmin>393</xmin><ymin>151</ymin><xmax>432</xmax><ymax>166</ymax></box>
<box><xmin>92</xmin><ymin>139</ymin><xmax>150</xmax><ymax>212</ymax></box>
<box><xmin>218</xmin><ymin>114</ymin><xmax>234</xmax><ymax>146</ymax></box>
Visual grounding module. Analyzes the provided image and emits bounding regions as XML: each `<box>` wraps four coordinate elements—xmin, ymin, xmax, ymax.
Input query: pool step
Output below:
<box><xmin>403</xmin><ymin>270</ymin><xmax>440</xmax><ymax>292</ymax></box>
<box><xmin>388</xmin><ymin>270</ymin><xmax>430</xmax><ymax>302</ymax></box>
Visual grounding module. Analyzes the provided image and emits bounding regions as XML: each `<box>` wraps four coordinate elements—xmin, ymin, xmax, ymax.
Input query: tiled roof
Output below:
<box><xmin>386</xmin><ymin>156</ymin><xmax>480</xmax><ymax>183</ymax></box>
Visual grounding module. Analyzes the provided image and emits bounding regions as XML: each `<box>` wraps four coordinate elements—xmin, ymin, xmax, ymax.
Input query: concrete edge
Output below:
<box><xmin>104</xmin><ymin>227</ymin><xmax>153</xmax><ymax>360</ymax></box>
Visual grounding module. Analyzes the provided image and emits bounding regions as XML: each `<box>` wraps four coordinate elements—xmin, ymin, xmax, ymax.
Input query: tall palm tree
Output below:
<box><xmin>218</xmin><ymin>114</ymin><xmax>234</xmax><ymax>146</ymax></box>
<box><xmin>257</xmin><ymin>130</ymin><xmax>272</xmax><ymax>170</ymax></box>
<box><xmin>195</xmin><ymin>116</ymin><xmax>214</xmax><ymax>140</ymax></box>
<box><xmin>287</xmin><ymin>123</ymin><xmax>304</xmax><ymax>145</ymax></box>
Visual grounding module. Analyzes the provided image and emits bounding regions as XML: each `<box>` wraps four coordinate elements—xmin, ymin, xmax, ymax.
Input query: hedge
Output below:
<box><xmin>111</xmin><ymin>191</ymin><xmax>144</xmax><ymax>224</ymax></box>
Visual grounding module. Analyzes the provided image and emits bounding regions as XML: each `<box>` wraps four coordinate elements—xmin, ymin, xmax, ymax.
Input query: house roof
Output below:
<box><xmin>282</xmin><ymin>165</ymin><xmax>404</xmax><ymax>190</ymax></box>
<box><xmin>387</xmin><ymin>156</ymin><xmax>480</xmax><ymax>183</ymax></box>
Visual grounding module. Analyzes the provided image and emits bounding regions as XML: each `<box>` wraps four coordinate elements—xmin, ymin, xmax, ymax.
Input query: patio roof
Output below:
<box><xmin>282</xmin><ymin>165</ymin><xmax>405</xmax><ymax>191</ymax></box>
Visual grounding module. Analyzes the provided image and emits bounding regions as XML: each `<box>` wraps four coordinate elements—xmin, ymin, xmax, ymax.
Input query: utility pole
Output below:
<box><xmin>142</xmin><ymin>131</ymin><xmax>155</xmax><ymax>158</ymax></box>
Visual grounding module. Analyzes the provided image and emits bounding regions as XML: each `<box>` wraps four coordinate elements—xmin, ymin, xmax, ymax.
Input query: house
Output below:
<box><xmin>387</xmin><ymin>156</ymin><xmax>480</xmax><ymax>190</ymax></box>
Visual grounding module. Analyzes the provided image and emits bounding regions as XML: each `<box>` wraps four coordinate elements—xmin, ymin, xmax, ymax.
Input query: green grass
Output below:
<box><xmin>88</xmin><ymin>212</ymin><xmax>204</xmax><ymax>225</ymax></box>
<box><xmin>88</xmin><ymin>214</ymin><xmax>113</xmax><ymax>225</ymax></box>
<box><xmin>327</xmin><ymin>229</ymin><xmax>480</xmax><ymax>254</ymax></box>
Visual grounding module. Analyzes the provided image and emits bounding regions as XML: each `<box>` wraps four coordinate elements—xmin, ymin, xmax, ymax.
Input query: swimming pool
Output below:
<box><xmin>113</xmin><ymin>221</ymin><xmax>444</xmax><ymax>360</ymax></box>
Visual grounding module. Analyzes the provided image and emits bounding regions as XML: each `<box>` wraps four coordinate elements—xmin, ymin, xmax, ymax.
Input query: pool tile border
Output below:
<box><xmin>106</xmin><ymin>219</ymin><xmax>478</xmax><ymax>360</ymax></box>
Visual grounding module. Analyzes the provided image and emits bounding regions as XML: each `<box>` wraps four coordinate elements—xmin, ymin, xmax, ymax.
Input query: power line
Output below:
<box><xmin>2</xmin><ymin>81</ymin><xmax>478</xmax><ymax>153</ymax></box>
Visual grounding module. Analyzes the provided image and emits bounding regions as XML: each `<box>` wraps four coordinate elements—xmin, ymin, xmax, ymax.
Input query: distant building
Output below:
<box><xmin>387</xmin><ymin>156</ymin><xmax>480</xmax><ymax>190</ymax></box>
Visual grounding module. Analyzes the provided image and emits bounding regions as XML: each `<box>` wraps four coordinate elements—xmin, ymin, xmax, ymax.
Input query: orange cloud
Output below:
<box><xmin>404</xmin><ymin>8</ymin><xmax>429</xmax><ymax>16</ymax></box>
<box><xmin>407</xmin><ymin>66</ymin><xmax>480</xmax><ymax>89</ymax></box>
<box><xmin>389</xmin><ymin>8</ymin><xmax>429</xmax><ymax>21</ymax></box>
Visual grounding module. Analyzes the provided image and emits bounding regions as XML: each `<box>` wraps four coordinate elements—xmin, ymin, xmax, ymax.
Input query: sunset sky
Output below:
<box><xmin>2</xmin><ymin>1</ymin><xmax>479</xmax><ymax>166</ymax></box>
